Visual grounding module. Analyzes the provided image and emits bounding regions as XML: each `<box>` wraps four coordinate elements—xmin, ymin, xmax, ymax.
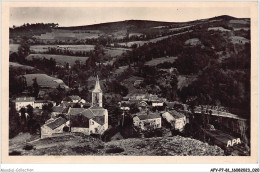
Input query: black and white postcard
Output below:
<box><xmin>1</xmin><ymin>1</ymin><xmax>258</xmax><ymax>164</ymax></box>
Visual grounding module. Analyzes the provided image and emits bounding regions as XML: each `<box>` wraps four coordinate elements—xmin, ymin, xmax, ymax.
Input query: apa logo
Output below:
<box><xmin>227</xmin><ymin>138</ymin><xmax>241</xmax><ymax>147</ymax></box>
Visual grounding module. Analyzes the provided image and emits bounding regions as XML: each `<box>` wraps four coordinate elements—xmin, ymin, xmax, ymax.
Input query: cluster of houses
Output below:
<box><xmin>13</xmin><ymin>76</ymin><xmax>189</xmax><ymax>140</ymax></box>
<box><xmin>120</xmin><ymin>93</ymin><xmax>166</xmax><ymax>111</ymax></box>
<box><xmin>41</xmin><ymin>76</ymin><xmax>109</xmax><ymax>138</ymax></box>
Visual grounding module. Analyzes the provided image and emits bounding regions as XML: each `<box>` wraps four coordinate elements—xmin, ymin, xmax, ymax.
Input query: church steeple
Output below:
<box><xmin>92</xmin><ymin>75</ymin><xmax>102</xmax><ymax>93</ymax></box>
<box><xmin>92</xmin><ymin>75</ymin><xmax>103</xmax><ymax>107</ymax></box>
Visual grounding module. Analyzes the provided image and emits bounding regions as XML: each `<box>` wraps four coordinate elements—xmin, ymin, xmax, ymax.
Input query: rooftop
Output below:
<box><xmin>45</xmin><ymin>117</ymin><xmax>67</xmax><ymax>130</ymax></box>
<box><xmin>136</xmin><ymin>112</ymin><xmax>161</xmax><ymax>120</ymax></box>
<box><xmin>92</xmin><ymin>76</ymin><xmax>102</xmax><ymax>93</ymax></box>
<box><xmin>68</xmin><ymin>108</ymin><xmax>86</xmax><ymax>116</ymax></box>
<box><xmin>167</xmin><ymin>110</ymin><xmax>185</xmax><ymax>119</ymax></box>
<box><xmin>15</xmin><ymin>97</ymin><xmax>35</xmax><ymax>102</ymax></box>
<box><xmin>34</xmin><ymin>100</ymin><xmax>49</xmax><ymax>103</ymax></box>
<box><xmin>52</xmin><ymin>106</ymin><xmax>65</xmax><ymax>113</ymax></box>
<box><xmin>92</xmin><ymin>116</ymin><xmax>105</xmax><ymax>125</ymax></box>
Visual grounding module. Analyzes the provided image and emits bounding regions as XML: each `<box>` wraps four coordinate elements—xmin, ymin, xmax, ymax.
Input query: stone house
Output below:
<box><xmin>133</xmin><ymin>111</ymin><xmax>161</xmax><ymax>131</ymax></box>
<box><xmin>162</xmin><ymin>110</ymin><xmax>186</xmax><ymax>132</ymax></box>
<box><xmin>41</xmin><ymin>117</ymin><xmax>69</xmax><ymax>139</ymax></box>
<box><xmin>15</xmin><ymin>97</ymin><xmax>35</xmax><ymax>111</ymax></box>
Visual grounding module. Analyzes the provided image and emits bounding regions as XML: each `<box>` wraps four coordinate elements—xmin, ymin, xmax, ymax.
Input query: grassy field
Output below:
<box><xmin>10</xmin><ymin>44</ymin><xmax>128</xmax><ymax>57</ymax></box>
<box><xmin>145</xmin><ymin>56</ymin><xmax>177</xmax><ymax>66</ymax></box>
<box><xmin>9</xmin><ymin>62</ymin><xmax>35</xmax><ymax>70</ymax></box>
<box><xmin>208</xmin><ymin>27</ymin><xmax>231</xmax><ymax>32</ymax></box>
<box><xmin>10</xmin><ymin>44</ymin><xmax>20</xmax><ymax>53</ymax></box>
<box><xmin>23</xmin><ymin>73</ymin><xmax>68</xmax><ymax>89</ymax></box>
<box><xmin>10</xmin><ymin>44</ymin><xmax>94</xmax><ymax>53</ymax></box>
<box><xmin>230</xmin><ymin>36</ymin><xmax>249</xmax><ymax>45</ymax></box>
<box><xmin>27</xmin><ymin>54</ymin><xmax>89</xmax><ymax>66</ymax></box>
<box><xmin>105</xmin><ymin>47</ymin><xmax>130</xmax><ymax>57</ymax></box>
<box><xmin>33</xmin><ymin>29</ymin><xmax>103</xmax><ymax>40</ymax></box>
<box><xmin>118</xmin><ymin>30</ymin><xmax>193</xmax><ymax>47</ymax></box>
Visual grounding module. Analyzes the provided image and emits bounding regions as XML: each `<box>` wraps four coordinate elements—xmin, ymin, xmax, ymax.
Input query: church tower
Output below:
<box><xmin>92</xmin><ymin>75</ymin><xmax>102</xmax><ymax>107</ymax></box>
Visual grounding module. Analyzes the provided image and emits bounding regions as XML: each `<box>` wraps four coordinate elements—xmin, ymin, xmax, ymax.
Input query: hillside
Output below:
<box><xmin>9</xmin><ymin>15</ymin><xmax>251</xmax><ymax>118</ymax></box>
<box><xmin>10</xmin><ymin>15</ymin><xmax>240</xmax><ymax>45</ymax></box>
<box><xmin>58</xmin><ymin>20</ymin><xmax>174</xmax><ymax>31</ymax></box>
<box><xmin>23</xmin><ymin>73</ymin><xmax>69</xmax><ymax>89</ymax></box>
<box><xmin>9</xmin><ymin>133</ymin><xmax>224</xmax><ymax>156</ymax></box>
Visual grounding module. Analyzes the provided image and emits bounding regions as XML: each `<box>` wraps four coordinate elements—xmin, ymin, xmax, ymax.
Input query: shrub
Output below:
<box><xmin>72</xmin><ymin>145</ymin><xmax>97</xmax><ymax>154</ymax></box>
<box><xmin>23</xmin><ymin>144</ymin><xmax>34</xmax><ymax>150</ymax></box>
<box><xmin>63</xmin><ymin>126</ymin><xmax>70</xmax><ymax>132</ymax></box>
<box><xmin>105</xmin><ymin>147</ymin><xmax>124</xmax><ymax>154</ymax></box>
<box><xmin>9</xmin><ymin>150</ymin><xmax>21</xmax><ymax>155</ymax></box>
<box><xmin>95</xmin><ymin>145</ymin><xmax>104</xmax><ymax>149</ymax></box>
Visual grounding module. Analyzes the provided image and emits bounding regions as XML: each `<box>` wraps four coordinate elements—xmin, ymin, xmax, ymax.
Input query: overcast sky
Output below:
<box><xmin>10</xmin><ymin>7</ymin><xmax>250</xmax><ymax>27</ymax></box>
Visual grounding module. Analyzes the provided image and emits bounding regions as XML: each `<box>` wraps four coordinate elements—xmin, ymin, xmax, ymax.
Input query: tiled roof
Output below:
<box><xmin>81</xmin><ymin>109</ymin><xmax>95</xmax><ymax>119</ymax></box>
<box><xmin>69</xmin><ymin>106</ymin><xmax>107</xmax><ymax>127</ymax></box>
<box><xmin>15</xmin><ymin>97</ymin><xmax>35</xmax><ymax>102</ymax></box>
<box><xmin>68</xmin><ymin>108</ymin><xmax>86</xmax><ymax>116</ymax></box>
<box><xmin>70</xmin><ymin>114</ymin><xmax>90</xmax><ymax>128</ymax></box>
<box><xmin>62</xmin><ymin>107</ymin><xmax>70</xmax><ymax>114</ymax></box>
<box><xmin>165</xmin><ymin>101</ymin><xmax>181</xmax><ymax>108</ymax></box>
<box><xmin>91</xmin><ymin>109</ymin><xmax>106</xmax><ymax>117</ymax></box>
<box><xmin>61</xmin><ymin>102</ymin><xmax>77</xmax><ymax>108</ymax></box>
<box><xmin>92</xmin><ymin>116</ymin><xmax>105</xmax><ymax>125</ymax></box>
<box><xmin>168</xmin><ymin>110</ymin><xmax>185</xmax><ymax>119</ymax></box>
<box><xmin>136</xmin><ymin>112</ymin><xmax>161</xmax><ymax>120</ymax></box>
<box><xmin>46</xmin><ymin>117</ymin><xmax>67</xmax><ymax>130</ymax></box>
<box><xmin>52</xmin><ymin>106</ymin><xmax>64</xmax><ymax>113</ymax></box>
<box><xmin>90</xmin><ymin>106</ymin><xmax>105</xmax><ymax>110</ymax></box>
<box><xmin>34</xmin><ymin>100</ymin><xmax>49</xmax><ymax>103</ymax></box>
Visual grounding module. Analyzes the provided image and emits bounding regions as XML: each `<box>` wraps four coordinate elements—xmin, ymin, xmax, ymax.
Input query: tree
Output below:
<box><xmin>42</xmin><ymin>103</ymin><xmax>53</xmax><ymax>122</ymax></box>
<box><xmin>94</xmin><ymin>44</ymin><xmax>105</xmax><ymax>67</ymax></box>
<box><xmin>9</xmin><ymin>104</ymin><xmax>22</xmax><ymax>138</ymax></box>
<box><xmin>18</xmin><ymin>38</ymin><xmax>30</xmax><ymax>64</ymax></box>
<box><xmin>20</xmin><ymin>107</ymin><xmax>26</xmax><ymax>122</ymax></box>
<box><xmin>129</xmin><ymin>103</ymin><xmax>139</xmax><ymax>114</ymax></box>
<box><xmin>49</xmin><ymin>87</ymin><xmax>66</xmax><ymax>105</ymax></box>
<box><xmin>32</xmin><ymin>78</ymin><xmax>39</xmax><ymax>98</ymax></box>
<box><xmin>26</xmin><ymin>105</ymin><xmax>34</xmax><ymax>118</ymax></box>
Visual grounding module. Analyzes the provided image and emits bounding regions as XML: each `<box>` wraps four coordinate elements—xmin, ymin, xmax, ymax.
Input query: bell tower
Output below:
<box><xmin>92</xmin><ymin>75</ymin><xmax>102</xmax><ymax>107</ymax></box>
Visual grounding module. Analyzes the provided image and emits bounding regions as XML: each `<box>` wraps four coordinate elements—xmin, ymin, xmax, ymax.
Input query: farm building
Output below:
<box><xmin>41</xmin><ymin>117</ymin><xmax>70</xmax><ymax>139</ymax></box>
<box><xmin>133</xmin><ymin>111</ymin><xmax>162</xmax><ymax>131</ymax></box>
<box><xmin>15</xmin><ymin>97</ymin><xmax>35</xmax><ymax>111</ymax></box>
<box><xmin>162</xmin><ymin>110</ymin><xmax>186</xmax><ymax>132</ymax></box>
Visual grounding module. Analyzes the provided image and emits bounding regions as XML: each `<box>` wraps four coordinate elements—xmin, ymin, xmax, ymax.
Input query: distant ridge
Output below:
<box><xmin>57</xmin><ymin>15</ymin><xmax>239</xmax><ymax>30</ymax></box>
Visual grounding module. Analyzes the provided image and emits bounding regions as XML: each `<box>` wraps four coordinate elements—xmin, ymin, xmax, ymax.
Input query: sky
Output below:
<box><xmin>10</xmin><ymin>7</ymin><xmax>250</xmax><ymax>27</ymax></box>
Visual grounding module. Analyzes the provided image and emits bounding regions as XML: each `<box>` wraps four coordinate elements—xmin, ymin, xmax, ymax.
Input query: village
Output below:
<box><xmin>10</xmin><ymin>74</ymin><xmax>249</xmax><ymax>156</ymax></box>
